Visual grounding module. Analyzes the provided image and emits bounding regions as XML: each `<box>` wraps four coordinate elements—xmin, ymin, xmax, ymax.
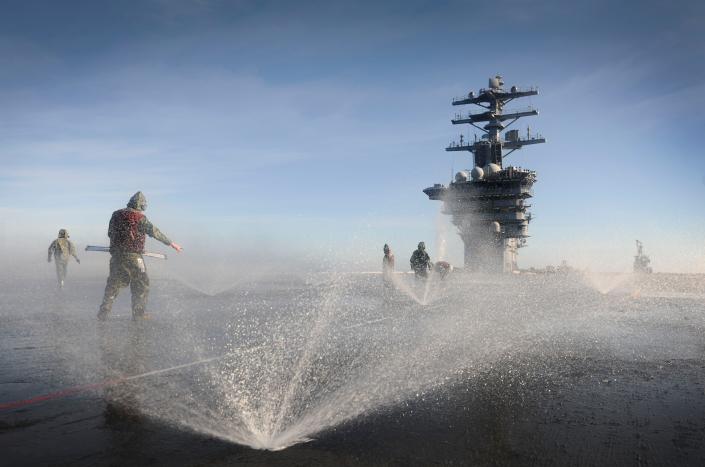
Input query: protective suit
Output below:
<box><xmin>382</xmin><ymin>244</ymin><xmax>395</xmax><ymax>285</ymax></box>
<box><xmin>98</xmin><ymin>192</ymin><xmax>175</xmax><ymax>319</ymax></box>
<box><xmin>410</xmin><ymin>241</ymin><xmax>432</xmax><ymax>280</ymax></box>
<box><xmin>47</xmin><ymin>229</ymin><xmax>80</xmax><ymax>288</ymax></box>
<box><xmin>433</xmin><ymin>261</ymin><xmax>452</xmax><ymax>280</ymax></box>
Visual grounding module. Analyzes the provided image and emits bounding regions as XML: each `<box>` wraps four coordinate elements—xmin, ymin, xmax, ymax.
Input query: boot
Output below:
<box><xmin>132</xmin><ymin>308</ymin><xmax>152</xmax><ymax>321</ymax></box>
<box><xmin>97</xmin><ymin>304</ymin><xmax>110</xmax><ymax>321</ymax></box>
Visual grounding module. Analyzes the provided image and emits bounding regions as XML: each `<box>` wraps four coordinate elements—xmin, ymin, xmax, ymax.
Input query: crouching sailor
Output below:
<box><xmin>98</xmin><ymin>191</ymin><xmax>182</xmax><ymax>320</ymax></box>
<box><xmin>434</xmin><ymin>260</ymin><xmax>452</xmax><ymax>280</ymax></box>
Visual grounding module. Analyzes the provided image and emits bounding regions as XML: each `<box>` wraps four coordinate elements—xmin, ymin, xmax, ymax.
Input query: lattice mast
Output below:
<box><xmin>424</xmin><ymin>75</ymin><xmax>545</xmax><ymax>272</ymax></box>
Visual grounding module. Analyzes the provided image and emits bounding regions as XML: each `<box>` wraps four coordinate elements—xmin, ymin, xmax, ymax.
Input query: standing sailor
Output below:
<box><xmin>410</xmin><ymin>241</ymin><xmax>432</xmax><ymax>281</ymax></box>
<box><xmin>382</xmin><ymin>243</ymin><xmax>395</xmax><ymax>285</ymax></box>
<box><xmin>97</xmin><ymin>192</ymin><xmax>182</xmax><ymax>320</ymax></box>
<box><xmin>47</xmin><ymin>229</ymin><xmax>80</xmax><ymax>288</ymax></box>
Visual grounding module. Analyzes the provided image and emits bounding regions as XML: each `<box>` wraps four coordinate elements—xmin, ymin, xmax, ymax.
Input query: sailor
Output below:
<box><xmin>382</xmin><ymin>244</ymin><xmax>395</xmax><ymax>285</ymax></box>
<box><xmin>97</xmin><ymin>192</ymin><xmax>182</xmax><ymax>320</ymax></box>
<box><xmin>410</xmin><ymin>241</ymin><xmax>432</xmax><ymax>280</ymax></box>
<box><xmin>433</xmin><ymin>260</ymin><xmax>452</xmax><ymax>280</ymax></box>
<box><xmin>47</xmin><ymin>229</ymin><xmax>80</xmax><ymax>288</ymax></box>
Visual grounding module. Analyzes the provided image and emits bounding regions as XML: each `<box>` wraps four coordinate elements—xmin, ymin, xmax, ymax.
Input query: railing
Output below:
<box><xmin>446</xmin><ymin>141</ymin><xmax>474</xmax><ymax>150</ymax></box>
<box><xmin>452</xmin><ymin>86</ymin><xmax>539</xmax><ymax>103</ymax></box>
<box><xmin>446</xmin><ymin>132</ymin><xmax>543</xmax><ymax>149</ymax></box>
<box><xmin>505</xmin><ymin>133</ymin><xmax>544</xmax><ymax>142</ymax></box>
<box><xmin>453</xmin><ymin>106</ymin><xmax>536</xmax><ymax>121</ymax></box>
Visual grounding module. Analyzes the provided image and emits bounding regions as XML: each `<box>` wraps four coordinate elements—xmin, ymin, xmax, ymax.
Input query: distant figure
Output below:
<box><xmin>48</xmin><ymin>229</ymin><xmax>80</xmax><ymax>288</ymax></box>
<box><xmin>382</xmin><ymin>244</ymin><xmax>395</xmax><ymax>284</ymax></box>
<box><xmin>410</xmin><ymin>241</ymin><xmax>432</xmax><ymax>280</ymax></box>
<box><xmin>633</xmin><ymin>240</ymin><xmax>653</xmax><ymax>274</ymax></box>
<box><xmin>433</xmin><ymin>260</ymin><xmax>452</xmax><ymax>280</ymax></box>
<box><xmin>98</xmin><ymin>192</ymin><xmax>182</xmax><ymax>320</ymax></box>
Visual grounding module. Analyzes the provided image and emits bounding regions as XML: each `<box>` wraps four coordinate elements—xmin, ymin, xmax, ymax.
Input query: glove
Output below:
<box><xmin>76</xmin><ymin>258</ymin><xmax>81</xmax><ymax>264</ymax></box>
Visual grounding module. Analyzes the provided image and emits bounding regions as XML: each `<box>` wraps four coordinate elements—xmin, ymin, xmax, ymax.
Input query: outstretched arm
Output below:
<box><xmin>141</xmin><ymin>217</ymin><xmax>182</xmax><ymax>253</ymax></box>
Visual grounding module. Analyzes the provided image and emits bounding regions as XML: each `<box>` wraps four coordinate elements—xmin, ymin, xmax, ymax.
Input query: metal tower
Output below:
<box><xmin>424</xmin><ymin>75</ymin><xmax>545</xmax><ymax>273</ymax></box>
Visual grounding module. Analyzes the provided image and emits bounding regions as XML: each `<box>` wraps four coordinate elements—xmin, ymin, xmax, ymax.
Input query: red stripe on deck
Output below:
<box><xmin>0</xmin><ymin>378</ymin><xmax>122</xmax><ymax>411</ymax></box>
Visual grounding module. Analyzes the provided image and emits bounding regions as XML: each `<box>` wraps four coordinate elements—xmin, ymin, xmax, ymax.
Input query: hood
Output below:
<box><xmin>58</xmin><ymin>229</ymin><xmax>68</xmax><ymax>238</ymax></box>
<box><xmin>127</xmin><ymin>191</ymin><xmax>147</xmax><ymax>211</ymax></box>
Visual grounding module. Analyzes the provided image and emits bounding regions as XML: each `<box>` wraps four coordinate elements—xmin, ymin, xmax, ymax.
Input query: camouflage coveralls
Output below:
<box><xmin>383</xmin><ymin>253</ymin><xmax>395</xmax><ymax>285</ymax></box>
<box><xmin>98</xmin><ymin>192</ymin><xmax>172</xmax><ymax>318</ymax></box>
<box><xmin>48</xmin><ymin>230</ymin><xmax>79</xmax><ymax>287</ymax></box>
<box><xmin>410</xmin><ymin>246</ymin><xmax>431</xmax><ymax>280</ymax></box>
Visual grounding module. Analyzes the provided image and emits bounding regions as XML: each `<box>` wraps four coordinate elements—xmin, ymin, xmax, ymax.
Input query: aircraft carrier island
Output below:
<box><xmin>424</xmin><ymin>75</ymin><xmax>545</xmax><ymax>273</ymax></box>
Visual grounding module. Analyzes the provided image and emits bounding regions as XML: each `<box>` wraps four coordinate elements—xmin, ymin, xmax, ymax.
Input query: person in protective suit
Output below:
<box><xmin>97</xmin><ymin>192</ymin><xmax>182</xmax><ymax>320</ymax></box>
<box><xmin>47</xmin><ymin>229</ymin><xmax>80</xmax><ymax>288</ymax></box>
<box><xmin>433</xmin><ymin>260</ymin><xmax>452</xmax><ymax>280</ymax></box>
<box><xmin>410</xmin><ymin>241</ymin><xmax>432</xmax><ymax>280</ymax></box>
<box><xmin>382</xmin><ymin>243</ymin><xmax>395</xmax><ymax>285</ymax></box>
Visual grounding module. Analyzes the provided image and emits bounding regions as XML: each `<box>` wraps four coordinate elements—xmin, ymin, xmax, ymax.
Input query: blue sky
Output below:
<box><xmin>1</xmin><ymin>0</ymin><xmax>704</xmax><ymax>272</ymax></box>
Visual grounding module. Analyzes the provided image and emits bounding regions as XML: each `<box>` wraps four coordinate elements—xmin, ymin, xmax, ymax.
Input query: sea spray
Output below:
<box><xmin>582</xmin><ymin>271</ymin><xmax>634</xmax><ymax>295</ymax></box>
<box><xmin>13</xmin><ymin>269</ymin><xmax>705</xmax><ymax>453</ymax></box>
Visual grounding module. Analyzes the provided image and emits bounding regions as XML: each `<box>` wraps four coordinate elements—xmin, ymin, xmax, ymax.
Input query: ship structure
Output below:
<box><xmin>424</xmin><ymin>75</ymin><xmax>545</xmax><ymax>273</ymax></box>
<box><xmin>633</xmin><ymin>240</ymin><xmax>653</xmax><ymax>273</ymax></box>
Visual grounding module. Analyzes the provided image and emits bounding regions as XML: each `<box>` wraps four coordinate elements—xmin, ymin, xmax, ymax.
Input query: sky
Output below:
<box><xmin>1</xmin><ymin>0</ymin><xmax>704</xmax><ymax>273</ymax></box>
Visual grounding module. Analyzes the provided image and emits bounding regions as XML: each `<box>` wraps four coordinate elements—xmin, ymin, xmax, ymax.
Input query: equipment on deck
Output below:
<box><xmin>85</xmin><ymin>245</ymin><xmax>167</xmax><ymax>260</ymax></box>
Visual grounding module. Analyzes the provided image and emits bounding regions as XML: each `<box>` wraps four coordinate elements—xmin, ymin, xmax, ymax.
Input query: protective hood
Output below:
<box><xmin>127</xmin><ymin>191</ymin><xmax>147</xmax><ymax>211</ymax></box>
<box><xmin>417</xmin><ymin>241</ymin><xmax>425</xmax><ymax>251</ymax></box>
<box><xmin>58</xmin><ymin>229</ymin><xmax>68</xmax><ymax>238</ymax></box>
<box><xmin>383</xmin><ymin>244</ymin><xmax>390</xmax><ymax>254</ymax></box>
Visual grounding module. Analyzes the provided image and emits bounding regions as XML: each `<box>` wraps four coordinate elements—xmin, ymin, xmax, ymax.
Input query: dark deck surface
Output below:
<box><xmin>2</xmin><ymin>273</ymin><xmax>704</xmax><ymax>466</ymax></box>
